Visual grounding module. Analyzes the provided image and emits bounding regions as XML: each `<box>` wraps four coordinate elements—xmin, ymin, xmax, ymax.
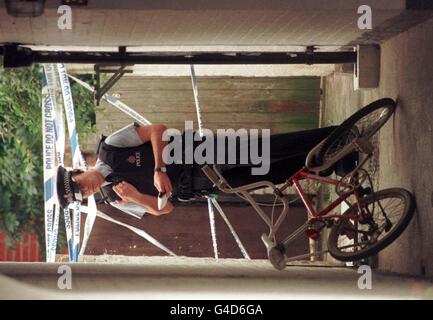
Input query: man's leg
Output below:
<box><xmin>222</xmin><ymin>126</ymin><xmax>338</xmax><ymax>187</ymax></box>
<box><xmin>267</xmin><ymin>126</ymin><xmax>337</xmax><ymax>160</ymax></box>
<box><xmin>223</xmin><ymin>153</ymin><xmax>307</xmax><ymax>188</ymax></box>
<box><xmin>192</xmin><ymin>126</ymin><xmax>338</xmax><ymax>190</ymax></box>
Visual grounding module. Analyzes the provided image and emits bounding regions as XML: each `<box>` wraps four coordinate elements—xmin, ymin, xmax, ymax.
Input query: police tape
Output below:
<box><xmin>44</xmin><ymin>64</ymin><xmax>63</xmax><ymax>262</ymax></box>
<box><xmin>210</xmin><ymin>198</ymin><xmax>250</xmax><ymax>260</ymax></box>
<box><xmin>191</xmin><ymin>65</ymin><xmax>219</xmax><ymax>259</ymax></box>
<box><xmin>41</xmin><ymin>70</ymin><xmax>56</xmax><ymax>263</ymax></box>
<box><xmin>58</xmin><ymin>64</ymin><xmax>99</xmax><ymax>261</ymax></box>
<box><xmin>79</xmin><ymin>194</ymin><xmax>97</xmax><ymax>257</ymax></box>
<box><xmin>54</xmin><ymin>74</ymin><xmax>74</xmax><ymax>262</ymax></box>
<box><xmin>207</xmin><ymin>199</ymin><xmax>219</xmax><ymax>259</ymax></box>
<box><xmin>78</xmin><ymin>207</ymin><xmax>177</xmax><ymax>257</ymax></box>
<box><xmin>190</xmin><ymin>65</ymin><xmax>204</xmax><ymax>137</ymax></box>
<box><xmin>67</xmin><ymin>73</ymin><xmax>151</xmax><ymax>126</ymax></box>
<box><xmin>71</xmin><ymin>202</ymin><xmax>81</xmax><ymax>261</ymax></box>
<box><xmin>57</xmin><ymin>63</ymin><xmax>90</xmax><ymax>262</ymax></box>
<box><xmin>52</xmin><ymin>77</ymin><xmax>74</xmax><ymax>262</ymax></box>
<box><xmin>43</xmin><ymin>64</ymin><xmax>75</xmax><ymax>262</ymax></box>
<box><xmin>63</xmin><ymin>207</ymin><xmax>74</xmax><ymax>261</ymax></box>
<box><xmin>57</xmin><ymin>64</ymin><xmax>86</xmax><ymax>169</ymax></box>
<box><xmin>190</xmin><ymin>65</ymin><xmax>250</xmax><ymax>260</ymax></box>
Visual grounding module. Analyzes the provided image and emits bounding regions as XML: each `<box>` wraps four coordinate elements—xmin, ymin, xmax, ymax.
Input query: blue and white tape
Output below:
<box><xmin>42</xmin><ymin>69</ymin><xmax>56</xmax><ymax>262</ymax></box>
<box><xmin>52</xmin><ymin>79</ymin><xmax>74</xmax><ymax>262</ymax></box>
<box><xmin>67</xmin><ymin>73</ymin><xmax>151</xmax><ymax>126</ymax></box>
<box><xmin>57</xmin><ymin>64</ymin><xmax>86</xmax><ymax>169</ymax></box>
<box><xmin>44</xmin><ymin>64</ymin><xmax>62</xmax><ymax>263</ymax></box>
<box><xmin>57</xmin><ymin>63</ymin><xmax>87</xmax><ymax>262</ymax></box>
<box><xmin>43</xmin><ymin>64</ymin><xmax>74</xmax><ymax>262</ymax></box>
<box><xmin>79</xmin><ymin>194</ymin><xmax>97</xmax><ymax>257</ymax></box>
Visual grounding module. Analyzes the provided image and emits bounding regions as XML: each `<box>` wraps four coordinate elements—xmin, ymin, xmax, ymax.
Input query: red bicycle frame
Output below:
<box><xmin>287</xmin><ymin>167</ymin><xmax>363</xmax><ymax>222</ymax></box>
<box><xmin>201</xmin><ymin>163</ymin><xmax>363</xmax><ymax>242</ymax></box>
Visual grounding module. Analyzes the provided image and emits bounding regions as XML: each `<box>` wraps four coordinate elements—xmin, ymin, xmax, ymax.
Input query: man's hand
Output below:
<box><xmin>113</xmin><ymin>181</ymin><xmax>140</xmax><ymax>203</ymax></box>
<box><xmin>154</xmin><ymin>172</ymin><xmax>173</xmax><ymax>196</ymax></box>
<box><xmin>114</xmin><ymin>180</ymin><xmax>175</xmax><ymax>216</ymax></box>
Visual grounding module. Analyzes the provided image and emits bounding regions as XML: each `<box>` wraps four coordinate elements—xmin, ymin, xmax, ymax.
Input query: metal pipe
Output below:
<box><xmin>33</xmin><ymin>51</ymin><xmax>357</xmax><ymax>64</ymax></box>
<box><xmin>1</xmin><ymin>45</ymin><xmax>357</xmax><ymax>68</ymax></box>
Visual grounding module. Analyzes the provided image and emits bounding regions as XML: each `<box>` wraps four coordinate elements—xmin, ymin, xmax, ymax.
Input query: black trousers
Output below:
<box><xmin>191</xmin><ymin>126</ymin><xmax>337</xmax><ymax>190</ymax></box>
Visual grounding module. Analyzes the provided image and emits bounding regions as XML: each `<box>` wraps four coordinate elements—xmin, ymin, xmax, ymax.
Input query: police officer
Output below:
<box><xmin>57</xmin><ymin>122</ymin><xmax>345</xmax><ymax>218</ymax></box>
<box><xmin>57</xmin><ymin>122</ymin><xmax>179</xmax><ymax>217</ymax></box>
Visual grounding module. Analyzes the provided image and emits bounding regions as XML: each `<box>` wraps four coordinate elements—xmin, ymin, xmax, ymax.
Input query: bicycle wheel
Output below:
<box><xmin>327</xmin><ymin>188</ymin><xmax>415</xmax><ymax>262</ymax></box>
<box><xmin>315</xmin><ymin>98</ymin><xmax>396</xmax><ymax>167</ymax></box>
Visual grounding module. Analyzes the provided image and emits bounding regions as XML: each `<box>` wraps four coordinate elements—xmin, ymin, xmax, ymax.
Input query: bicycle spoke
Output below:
<box><xmin>334</xmin><ymin>191</ymin><xmax>408</xmax><ymax>254</ymax></box>
<box><xmin>324</xmin><ymin>130</ymin><xmax>357</xmax><ymax>160</ymax></box>
<box><xmin>322</xmin><ymin>106</ymin><xmax>391</xmax><ymax>165</ymax></box>
<box><xmin>357</xmin><ymin>107</ymin><xmax>390</xmax><ymax>136</ymax></box>
<box><xmin>336</xmin><ymin>241</ymin><xmax>370</xmax><ymax>251</ymax></box>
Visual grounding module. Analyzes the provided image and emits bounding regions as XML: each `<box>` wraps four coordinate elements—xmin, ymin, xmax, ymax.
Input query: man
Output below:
<box><xmin>57</xmin><ymin>122</ymin><xmax>352</xmax><ymax>218</ymax></box>
<box><xmin>58</xmin><ymin>122</ymin><xmax>177</xmax><ymax>217</ymax></box>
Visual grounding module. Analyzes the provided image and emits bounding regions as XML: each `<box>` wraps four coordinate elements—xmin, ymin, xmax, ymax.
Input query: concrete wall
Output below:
<box><xmin>1</xmin><ymin>258</ymin><xmax>432</xmax><ymax>299</ymax></box>
<box><xmin>322</xmin><ymin>17</ymin><xmax>433</xmax><ymax>277</ymax></box>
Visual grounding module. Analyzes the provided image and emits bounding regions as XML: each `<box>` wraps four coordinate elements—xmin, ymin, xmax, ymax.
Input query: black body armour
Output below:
<box><xmin>97</xmin><ymin>136</ymin><xmax>183</xmax><ymax>203</ymax></box>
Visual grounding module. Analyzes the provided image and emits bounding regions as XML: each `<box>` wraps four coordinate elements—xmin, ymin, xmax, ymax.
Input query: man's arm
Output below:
<box><xmin>135</xmin><ymin>124</ymin><xmax>173</xmax><ymax>195</ymax></box>
<box><xmin>113</xmin><ymin>181</ymin><xmax>174</xmax><ymax>216</ymax></box>
<box><xmin>130</xmin><ymin>192</ymin><xmax>174</xmax><ymax>216</ymax></box>
<box><xmin>135</xmin><ymin>124</ymin><xmax>167</xmax><ymax>169</ymax></box>
<box><xmin>99</xmin><ymin>123</ymin><xmax>174</xmax><ymax>216</ymax></box>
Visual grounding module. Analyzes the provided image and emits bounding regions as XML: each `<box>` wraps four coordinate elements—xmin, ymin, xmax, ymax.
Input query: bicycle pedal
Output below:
<box><xmin>268</xmin><ymin>244</ymin><xmax>286</xmax><ymax>271</ymax></box>
<box><xmin>338</xmin><ymin>221</ymin><xmax>357</xmax><ymax>239</ymax></box>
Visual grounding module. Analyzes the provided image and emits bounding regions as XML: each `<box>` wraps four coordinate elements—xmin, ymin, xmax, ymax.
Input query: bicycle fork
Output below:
<box><xmin>262</xmin><ymin>222</ymin><xmax>334</xmax><ymax>269</ymax></box>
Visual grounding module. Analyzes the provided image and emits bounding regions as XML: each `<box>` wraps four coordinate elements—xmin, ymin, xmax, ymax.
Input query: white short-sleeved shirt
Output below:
<box><xmin>94</xmin><ymin>123</ymin><xmax>149</xmax><ymax>218</ymax></box>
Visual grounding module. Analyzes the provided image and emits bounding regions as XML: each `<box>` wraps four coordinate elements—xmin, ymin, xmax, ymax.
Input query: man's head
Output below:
<box><xmin>56</xmin><ymin>166</ymin><xmax>105</xmax><ymax>208</ymax></box>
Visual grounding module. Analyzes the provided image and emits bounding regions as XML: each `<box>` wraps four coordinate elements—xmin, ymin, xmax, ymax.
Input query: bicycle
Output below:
<box><xmin>201</xmin><ymin>98</ymin><xmax>416</xmax><ymax>270</ymax></box>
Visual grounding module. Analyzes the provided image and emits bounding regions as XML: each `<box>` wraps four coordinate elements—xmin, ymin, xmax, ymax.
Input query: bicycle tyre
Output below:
<box><xmin>327</xmin><ymin>188</ymin><xmax>415</xmax><ymax>262</ymax></box>
<box><xmin>315</xmin><ymin>98</ymin><xmax>396</xmax><ymax>167</ymax></box>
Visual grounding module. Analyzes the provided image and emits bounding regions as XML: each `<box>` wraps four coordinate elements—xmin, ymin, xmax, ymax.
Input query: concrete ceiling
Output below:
<box><xmin>0</xmin><ymin>0</ymin><xmax>406</xmax><ymax>47</ymax></box>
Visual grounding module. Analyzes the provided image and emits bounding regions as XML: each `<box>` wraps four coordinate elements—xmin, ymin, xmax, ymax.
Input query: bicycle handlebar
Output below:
<box><xmin>202</xmin><ymin>164</ymin><xmax>280</xmax><ymax>195</ymax></box>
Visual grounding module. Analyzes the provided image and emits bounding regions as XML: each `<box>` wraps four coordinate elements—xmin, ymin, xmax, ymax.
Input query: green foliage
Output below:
<box><xmin>70</xmin><ymin>74</ymin><xmax>97</xmax><ymax>141</ymax></box>
<box><xmin>0</xmin><ymin>63</ymin><xmax>96</xmax><ymax>255</ymax></box>
<box><xmin>0</xmin><ymin>65</ymin><xmax>44</xmax><ymax>248</ymax></box>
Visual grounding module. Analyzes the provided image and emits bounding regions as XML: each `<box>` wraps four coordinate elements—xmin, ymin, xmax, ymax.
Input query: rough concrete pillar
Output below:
<box><xmin>354</xmin><ymin>45</ymin><xmax>381</xmax><ymax>90</ymax></box>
